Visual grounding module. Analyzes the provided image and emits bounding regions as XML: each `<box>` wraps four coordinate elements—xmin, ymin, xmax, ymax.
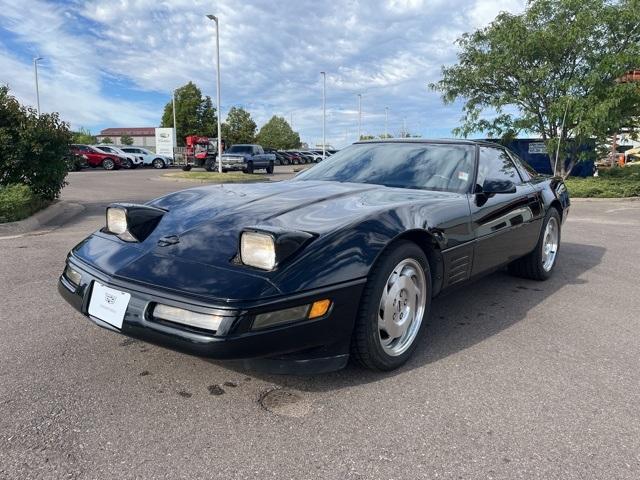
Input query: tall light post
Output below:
<box><xmin>384</xmin><ymin>106</ymin><xmax>389</xmax><ymax>138</ymax></box>
<box><xmin>172</xmin><ymin>89</ymin><xmax>177</xmax><ymax>142</ymax></box>
<box><xmin>357</xmin><ymin>93</ymin><xmax>362</xmax><ymax>140</ymax></box>
<box><xmin>33</xmin><ymin>57</ymin><xmax>43</xmax><ymax>116</ymax></box>
<box><xmin>207</xmin><ymin>14</ymin><xmax>223</xmax><ymax>173</ymax></box>
<box><xmin>321</xmin><ymin>71</ymin><xmax>326</xmax><ymax>160</ymax></box>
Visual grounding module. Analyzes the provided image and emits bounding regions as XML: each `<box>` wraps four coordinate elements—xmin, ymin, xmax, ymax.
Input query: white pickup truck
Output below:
<box><xmin>218</xmin><ymin>144</ymin><xmax>276</xmax><ymax>174</ymax></box>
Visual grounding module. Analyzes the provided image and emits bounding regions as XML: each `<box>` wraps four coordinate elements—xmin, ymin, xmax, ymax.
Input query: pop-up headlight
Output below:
<box><xmin>105</xmin><ymin>203</ymin><xmax>166</xmax><ymax>242</ymax></box>
<box><xmin>240</xmin><ymin>228</ymin><xmax>314</xmax><ymax>270</ymax></box>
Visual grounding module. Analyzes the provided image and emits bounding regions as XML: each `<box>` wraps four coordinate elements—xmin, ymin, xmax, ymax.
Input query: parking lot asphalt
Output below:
<box><xmin>1</xmin><ymin>169</ymin><xmax>639</xmax><ymax>479</ymax></box>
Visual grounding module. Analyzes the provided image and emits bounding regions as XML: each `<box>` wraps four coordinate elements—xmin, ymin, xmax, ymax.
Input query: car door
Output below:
<box><xmin>470</xmin><ymin>146</ymin><xmax>540</xmax><ymax>275</ymax></box>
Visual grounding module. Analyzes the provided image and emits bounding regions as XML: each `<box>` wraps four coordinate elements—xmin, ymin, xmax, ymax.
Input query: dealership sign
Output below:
<box><xmin>528</xmin><ymin>142</ymin><xmax>548</xmax><ymax>154</ymax></box>
<box><xmin>155</xmin><ymin>128</ymin><xmax>176</xmax><ymax>157</ymax></box>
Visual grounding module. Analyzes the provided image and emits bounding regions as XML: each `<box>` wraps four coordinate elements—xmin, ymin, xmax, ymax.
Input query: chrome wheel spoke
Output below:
<box><xmin>377</xmin><ymin>258</ymin><xmax>427</xmax><ymax>357</ymax></box>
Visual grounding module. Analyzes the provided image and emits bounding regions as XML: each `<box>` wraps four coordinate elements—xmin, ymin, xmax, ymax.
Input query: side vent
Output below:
<box><xmin>445</xmin><ymin>254</ymin><xmax>471</xmax><ymax>286</ymax></box>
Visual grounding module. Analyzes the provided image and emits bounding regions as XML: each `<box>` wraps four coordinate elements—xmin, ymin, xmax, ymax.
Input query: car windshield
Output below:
<box><xmin>226</xmin><ymin>145</ymin><xmax>252</xmax><ymax>153</ymax></box>
<box><xmin>294</xmin><ymin>142</ymin><xmax>475</xmax><ymax>193</ymax></box>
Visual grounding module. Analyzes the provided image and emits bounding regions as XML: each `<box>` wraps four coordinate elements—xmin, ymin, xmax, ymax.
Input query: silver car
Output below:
<box><xmin>120</xmin><ymin>147</ymin><xmax>173</xmax><ymax>169</ymax></box>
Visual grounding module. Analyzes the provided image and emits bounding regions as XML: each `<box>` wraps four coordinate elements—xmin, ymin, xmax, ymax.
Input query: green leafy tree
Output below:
<box><xmin>120</xmin><ymin>134</ymin><xmax>134</xmax><ymax>145</ymax></box>
<box><xmin>160</xmin><ymin>81</ymin><xmax>217</xmax><ymax>146</ymax></box>
<box><xmin>378</xmin><ymin>133</ymin><xmax>394</xmax><ymax>139</ymax></box>
<box><xmin>0</xmin><ymin>86</ymin><xmax>72</xmax><ymax>200</ymax></box>
<box><xmin>256</xmin><ymin>116</ymin><xmax>300</xmax><ymax>149</ymax></box>
<box><xmin>100</xmin><ymin>136</ymin><xmax>113</xmax><ymax>144</ymax></box>
<box><xmin>430</xmin><ymin>0</ymin><xmax>640</xmax><ymax>177</ymax></box>
<box><xmin>222</xmin><ymin>106</ymin><xmax>257</xmax><ymax>145</ymax></box>
<box><xmin>72</xmin><ymin>127</ymin><xmax>96</xmax><ymax>144</ymax></box>
<box><xmin>359</xmin><ymin>134</ymin><xmax>375</xmax><ymax>140</ymax></box>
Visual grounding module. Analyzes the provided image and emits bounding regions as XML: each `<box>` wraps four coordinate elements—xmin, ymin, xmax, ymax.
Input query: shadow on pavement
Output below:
<box><xmin>214</xmin><ymin>241</ymin><xmax>605</xmax><ymax>392</ymax></box>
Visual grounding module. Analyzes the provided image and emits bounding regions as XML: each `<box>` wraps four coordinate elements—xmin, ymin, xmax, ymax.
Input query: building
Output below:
<box><xmin>96</xmin><ymin>127</ymin><xmax>156</xmax><ymax>148</ymax></box>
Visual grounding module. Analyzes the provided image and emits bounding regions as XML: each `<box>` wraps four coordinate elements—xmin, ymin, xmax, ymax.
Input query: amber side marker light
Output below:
<box><xmin>308</xmin><ymin>299</ymin><xmax>332</xmax><ymax>319</ymax></box>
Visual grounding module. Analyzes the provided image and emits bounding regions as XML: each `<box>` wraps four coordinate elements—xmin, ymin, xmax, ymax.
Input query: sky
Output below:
<box><xmin>0</xmin><ymin>0</ymin><xmax>525</xmax><ymax>148</ymax></box>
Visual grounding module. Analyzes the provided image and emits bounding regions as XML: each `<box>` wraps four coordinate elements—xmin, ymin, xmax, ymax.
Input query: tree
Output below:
<box><xmin>359</xmin><ymin>135</ymin><xmax>375</xmax><ymax>140</ymax></box>
<box><xmin>160</xmin><ymin>81</ymin><xmax>217</xmax><ymax>146</ymax></box>
<box><xmin>120</xmin><ymin>134</ymin><xmax>134</xmax><ymax>145</ymax></box>
<box><xmin>430</xmin><ymin>0</ymin><xmax>640</xmax><ymax>177</ymax></box>
<box><xmin>222</xmin><ymin>106</ymin><xmax>257</xmax><ymax>145</ymax></box>
<box><xmin>0</xmin><ymin>86</ymin><xmax>72</xmax><ymax>200</ymax></box>
<box><xmin>100</xmin><ymin>136</ymin><xmax>113</xmax><ymax>144</ymax></box>
<box><xmin>256</xmin><ymin>116</ymin><xmax>300</xmax><ymax>149</ymax></box>
<box><xmin>72</xmin><ymin>127</ymin><xmax>96</xmax><ymax>144</ymax></box>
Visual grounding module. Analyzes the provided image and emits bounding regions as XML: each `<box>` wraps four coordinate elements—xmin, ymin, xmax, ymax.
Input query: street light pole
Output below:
<box><xmin>172</xmin><ymin>89</ymin><xmax>178</xmax><ymax>159</ymax></box>
<box><xmin>33</xmin><ymin>57</ymin><xmax>43</xmax><ymax>116</ymax></box>
<box><xmin>321</xmin><ymin>71</ymin><xmax>326</xmax><ymax>160</ymax></box>
<box><xmin>207</xmin><ymin>14</ymin><xmax>223</xmax><ymax>173</ymax></box>
<box><xmin>385</xmin><ymin>107</ymin><xmax>389</xmax><ymax>138</ymax></box>
<box><xmin>357</xmin><ymin>93</ymin><xmax>362</xmax><ymax>140</ymax></box>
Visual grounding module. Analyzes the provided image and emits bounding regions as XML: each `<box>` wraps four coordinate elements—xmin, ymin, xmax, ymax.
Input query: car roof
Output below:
<box><xmin>353</xmin><ymin>138</ymin><xmax>504</xmax><ymax>148</ymax></box>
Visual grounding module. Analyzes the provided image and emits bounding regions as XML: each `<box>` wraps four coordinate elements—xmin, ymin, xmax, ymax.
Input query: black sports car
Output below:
<box><xmin>59</xmin><ymin>140</ymin><xmax>570</xmax><ymax>372</ymax></box>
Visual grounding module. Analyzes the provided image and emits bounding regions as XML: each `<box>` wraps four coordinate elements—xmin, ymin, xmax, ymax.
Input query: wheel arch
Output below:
<box><xmin>372</xmin><ymin>229</ymin><xmax>445</xmax><ymax>297</ymax></box>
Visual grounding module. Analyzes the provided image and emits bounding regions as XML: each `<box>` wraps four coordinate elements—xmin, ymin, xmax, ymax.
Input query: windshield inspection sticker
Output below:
<box><xmin>458</xmin><ymin>171</ymin><xmax>470</xmax><ymax>182</ymax></box>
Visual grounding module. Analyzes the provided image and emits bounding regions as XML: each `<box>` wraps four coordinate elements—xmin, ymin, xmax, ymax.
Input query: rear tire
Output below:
<box><xmin>351</xmin><ymin>241</ymin><xmax>431</xmax><ymax>371</ymax></box>
<box><xmin>182</xmin><ymin>165</ymin><xmax>192</xmax><ymax>171</ymax></box>
<box><xmin>266</xmin><ymin>161</ymin><xmax>274</xmax><ymax>174</ymax></box>
<box><xmin>508</xmin><ymin>208</ymin><xmax>561</xmax><ymax>281</ymax></box>
<box><xmin>102</xmin><ymin>158</ymin><xmax>115</xmax><ymax>170</ymax></box>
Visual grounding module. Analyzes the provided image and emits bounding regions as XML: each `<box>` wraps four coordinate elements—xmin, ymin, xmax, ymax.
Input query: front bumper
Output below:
<box><xmin>58</xmin><ymin>257</ymin><xmax>364</xmax><ymax>366</ymax></box>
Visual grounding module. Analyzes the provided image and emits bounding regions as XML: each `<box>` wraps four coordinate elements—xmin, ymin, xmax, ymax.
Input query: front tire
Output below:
<box><xmin>245</xmin><ymin>161</ymin><xmax>254</xmax><ymax>174</ymax></box>
<box><xmin>152</xmin><ymin>158</ymin><xmax>165</xmax><ymax>169</ymax></box>
<box><xmin>352</xmin><ymin>241</ymin><xmax>431</xmax><ymax>371</ymax></box>
<box><xmin>508</xmin><ymin>208</ymin><xmax>561</xmax><ymax>281</ymax></box>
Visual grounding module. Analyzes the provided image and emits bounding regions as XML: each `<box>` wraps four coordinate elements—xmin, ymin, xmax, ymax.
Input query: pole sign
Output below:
<box><xmin>155</xmin><ymin>128</ymin><xmax>175</xmax><ymax>158</ymax></box>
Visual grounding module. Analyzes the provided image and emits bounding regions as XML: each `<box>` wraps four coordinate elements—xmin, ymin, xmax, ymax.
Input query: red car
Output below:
<box><xmin>70</xmin><ymin>144</ymin><xmax>125</xmax><ymax>170</ymax></box>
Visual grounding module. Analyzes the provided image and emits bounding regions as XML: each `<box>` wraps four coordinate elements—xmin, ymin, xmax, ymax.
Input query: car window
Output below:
<box><xmin>507</xmin><ymin>150</ymin><xmax>537</xmax><ymax>180</ymax></box>
<box><xmin>296</xmin><ymin>143</ymin><xmax>475</xmax><ymax>193</ymax></box>
<box><xmin>99</xmin><ymin>146</ymin><xmax>113</xmax><ymax>153</ymax></box>
<box><xmin>476</xmin><ymin>147</ymin><xmax>523</xmax><ymax>187</ymax></box>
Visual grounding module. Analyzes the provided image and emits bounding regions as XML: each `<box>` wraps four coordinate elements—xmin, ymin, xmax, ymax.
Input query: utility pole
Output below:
<box><xmin>33</xmin><ymin>57</ymin><xmax>43</xmax><ymax>116</ymax></box>
<box><xmin>357</xmin><ymin>93</ymin><xmax>362</xmax><ymax>140</ymax></box>
<box><xmin>321</xmin><ymin>72</ymin><xmax>326</xmax><ymax>160</ymax></box>
<box><xmin>385</xmin><ymin>107</ymin><xmax>389</xmax><ymax>138</ymax></box>
<box><xmin>172</xmin><ymin>89</ymin><xmax>178</xmax><ymax>158</ymax></box>
<box><xmin>207</xmin><ymin>14</ymin><xmax>223</xmax><ymax>173</ymax></box>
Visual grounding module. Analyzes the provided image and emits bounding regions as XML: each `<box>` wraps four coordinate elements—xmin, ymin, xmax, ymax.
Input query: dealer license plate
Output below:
<box><xmin>88</xmin><ymin>282</ymin><xmax>131</xmax><ymax>329</ymax></box>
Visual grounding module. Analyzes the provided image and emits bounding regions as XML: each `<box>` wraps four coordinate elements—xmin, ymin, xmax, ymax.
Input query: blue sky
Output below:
<box><xmin>0</xmin><ymin>0</ymin><xmax>524</xmax><ymax>148</ymax></box>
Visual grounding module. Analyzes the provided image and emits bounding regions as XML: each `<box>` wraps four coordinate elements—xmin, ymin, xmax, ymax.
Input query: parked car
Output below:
<box><xmin>283</xmin><ymin>151</ymin><xmax>303</xmax><ymax>165</ymax></box>
<box><xmin>218</xmin><ymin>144</ymin><xmax>276</xmax><ymax>173</ymax></box>
<box><xmin>58</xmin><ymin>139</ymin><xmax>569</xmax><ymax>373</ymax></box>
<box><xmin>66</xmin><ymin>145</ymin><xmax>88</xmax><ymax>171</ymax></box>
<box><xmin>304</xmin><ymin>151</ymin><xmax>323</xmax><ymax>163</ymax></box>
<box><xmin>298</xmin><ymin>151</ymin><xmax>316</xmax><ymax>164</ymax></box>
<box><xmin>70</xmin><ymin>144</ymin><xmax>125</xmax><ymax>170</ymax></box>
<box><xmin>93</xmin><ymin>145</ymin><xmax>142</xmax><ymax>169</ymax></box>
<box><xmin>273</xmin><ymin>151</ymin><xmax>290</xmax><ymax>165</ymax></box>
<box><xmin>120</xmin><ymin>147</ymin><xmax>172</xmax><ymax>169</ymax></box>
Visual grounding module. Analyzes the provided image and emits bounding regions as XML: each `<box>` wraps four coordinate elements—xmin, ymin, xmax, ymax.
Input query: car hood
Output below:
<box><xmin>73</xmin><ymin>180</ymin><xmax>459</xmax><ymax>300</ymax></box>
<box><xmin>141</xmin><ymin>180</ymin><xmax>454</xmax><ymax>266</ymax></box>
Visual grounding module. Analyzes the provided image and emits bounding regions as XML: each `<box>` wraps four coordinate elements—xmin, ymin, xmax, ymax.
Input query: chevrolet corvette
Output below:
<box><xmin>59</xmin><ymin>139</ymin><xmax>570</xmax><ymax>372</ymax></box>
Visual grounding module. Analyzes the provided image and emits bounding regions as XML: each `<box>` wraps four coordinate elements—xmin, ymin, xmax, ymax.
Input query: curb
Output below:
<box><xmin>570</xmin><ymin>197</ymin><xmax>640</xmax><ymax>202</ymax></box>
<box><xmin>0</xmin><ymin>201</ymin><xmax>85</xmax><ymax>237</ymax></box>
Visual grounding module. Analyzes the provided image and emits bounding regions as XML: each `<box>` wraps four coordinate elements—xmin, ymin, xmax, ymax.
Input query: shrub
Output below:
<box><xmin>0</xmin><ymin>184</ymin><xmax>49</xmax><ymax>223</ymax></box>
<box><xmin>0</xmin><ymin>86</ymin><xmax>72</xmax><ymax>200</ymax></box>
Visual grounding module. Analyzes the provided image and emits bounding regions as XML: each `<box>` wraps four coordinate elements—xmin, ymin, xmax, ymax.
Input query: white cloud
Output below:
<box><xmin>0</xmin><ymin>0</ymin><xmax>526</xmax><ymax>146</ymax></box>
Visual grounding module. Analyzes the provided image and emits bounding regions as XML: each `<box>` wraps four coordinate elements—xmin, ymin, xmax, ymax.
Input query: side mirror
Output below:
<box><xmin>481</xmin><ymin>178</ymin><xmax>517</xmax><ymax>195</ymax></box>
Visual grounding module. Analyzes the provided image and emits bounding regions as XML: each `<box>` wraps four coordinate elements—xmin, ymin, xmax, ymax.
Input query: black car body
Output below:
<box><xmin>59</xmin><ymin>140</ymin><xmax>570</xmax><ymax>373</ymax></box>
